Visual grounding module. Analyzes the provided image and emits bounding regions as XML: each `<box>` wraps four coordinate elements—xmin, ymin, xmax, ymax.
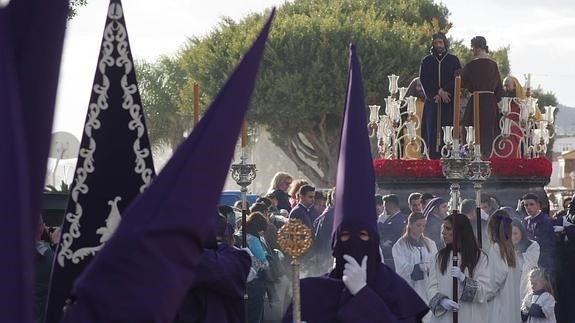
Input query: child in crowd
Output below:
<box><xmin>521</xmin><ymin>268</ymin><xmax>556</xmax><ymax>323</ymax></box>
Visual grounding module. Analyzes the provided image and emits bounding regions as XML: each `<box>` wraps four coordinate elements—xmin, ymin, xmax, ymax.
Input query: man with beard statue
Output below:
<box><xmin>419</xmin><ymin>33</ymin><xmax>461</xmax><ymax>159</ymax></box>
<box><xmin>283</xmin><ymin>44</ymin><xmax>428</xmax><ymax>323</ymax></box>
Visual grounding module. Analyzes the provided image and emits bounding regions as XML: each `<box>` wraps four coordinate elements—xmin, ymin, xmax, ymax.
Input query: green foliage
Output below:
<box><xmin>137</xmin><ymin>57</ymin><xmax>194</xmax><ymax>149</ymax></box>
<box><xmin>139</xmin><ymin>0</ymin><xmax>518</xmax><ymax>186</ymax></box>
<box><xmin>44</xmin><ymin>181</ymin><xmax>70</xmax><ymax>194</ymax></box>
<box><xmin>68</xmin><ymin>0</ymin><xmax>88</xmax><ymax>20</ymax></box>
<box><xmin>450</xmin><ymin>39</ymin><xmax>510</xmax><ymax>77</ymax></box>
<box><xmin>531</xmin><ymin>87</ymin><xmax>558</xmax><ymax>108</ymax></box>
<box><xmin>170</xmin><ymin>0</ymin><xmax>455</xmax><ymax>186</ymax></box>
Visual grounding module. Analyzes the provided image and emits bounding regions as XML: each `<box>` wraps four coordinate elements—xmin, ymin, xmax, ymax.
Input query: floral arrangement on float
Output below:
<box><xmin>373</xmin><ymin>157</ymin><xmax>552</xmax><ymax>179</ymax></box>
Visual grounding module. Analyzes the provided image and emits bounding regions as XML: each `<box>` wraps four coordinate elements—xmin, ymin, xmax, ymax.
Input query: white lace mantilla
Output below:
<box><xmin>57</xmin><ymin>3</ymin><xmax>153</xmax><ymax>267</ymax></box>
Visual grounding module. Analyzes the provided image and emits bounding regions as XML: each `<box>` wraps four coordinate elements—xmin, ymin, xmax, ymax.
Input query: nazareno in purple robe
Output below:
<box><xmin>284</xmin><ymin>44</ymin><xmax>428</xmax><ymax>323</ymax></box>
<box><xmin>174</xmin><ymin>243</ymin><xmax>251</xmax><ymax>323</ymax></box>
<box><xmin>59</xmin><ymin>8</ymin><xmax>275</xmax><ymax>323</ymax></box>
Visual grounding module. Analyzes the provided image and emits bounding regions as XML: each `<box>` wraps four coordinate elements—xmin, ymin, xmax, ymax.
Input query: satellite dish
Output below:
<box><xmin>49</xmin><ymin>131</ymin><xmax>80</xmax><ymax>160</ymax></box>
<box><xmin>49</xmin><ymin>132</ymin><xmax>80</xmax><ymax>187</ymax></box>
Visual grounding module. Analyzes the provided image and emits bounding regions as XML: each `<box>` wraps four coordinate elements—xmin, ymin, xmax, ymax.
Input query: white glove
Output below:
<box><xmin>553</xmin><ymin>225</ymin><xmax>564</xmax><ymax>233</ymax></box>
<box><xmin>450</xmin><ymin>266</ymin><xmax>466</xmax><ymax>282</ymax></box>
<box><xmin>480</xmin><ymin>209</ymin><xmax>489</xmax><ymax>221</ymax></box>
<box><xmin>382</xmin><ymin>240</ymin><xmax>393</xmax><ymax>248</ymax></box>
<box><xmin>440</xmin><ymin>298</ymin><xmax>459</xmax><ymax>312</ymax></box>
<box><xmin>342</xmin><ymin>255</ymin><xmax>367</xmax><ymax>295</ymax></box>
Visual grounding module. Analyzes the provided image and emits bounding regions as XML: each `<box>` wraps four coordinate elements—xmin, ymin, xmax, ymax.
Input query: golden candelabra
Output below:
<box><xmin>277</xmin><ymin>219</ymin><xmax>312</xmax><ymax>323</ymax></box>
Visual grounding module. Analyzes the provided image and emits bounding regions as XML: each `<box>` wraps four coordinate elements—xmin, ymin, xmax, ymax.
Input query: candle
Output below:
<box><xmin>466</xmin><ymin>126</ymin><xmax>475</xmax><ymax>145</ymax></box>
<box><xmin>193</xmin><ymin>82</ymin><xmax>199</xmax><ymax>125</ymax></box>
<box><xmin>453</xmin><ymin>76</ymin><xmax>461</xmax><ymax>140</ymax></box>
<box><xmin>399</xmin><ymin>87</ymin><xmax>407</xmax><ymax>100</ymax></box>
<box><xmin>442</xmin><ymin>126</ymin><xmax>453</xmax><ymax>145</ymax></box>
<box><xmin>241</xmin><ymin>119</ymin><xmax>247</xmax><ymax>148</ymax></box>
<box><xmin>406</xmin><ymin>121</ymin><xmax>416</xmax><ymax>140</ymax></box>
<box><xmin>544</xmin><ymin>106</ymin><xmax>556</xmax><ymax>124</ymax></box>
<box><xmin>473</xmin><ymin>92</ymin><xmax>480</xmax><ymax>145</ymax></box>
<box><xmin>388</xmin><ymin>74</ymin><xmax>399</xmax><ymax>95</ymax></box>
<box><xmin>368</xmin><ymin>105</ymin><xmax>380</xmax><ymax>123</ymax></box>
<box><xmin>406</xmin><ymin>96</ymin><xmax>416</xmax><ymax>115</ymax></box>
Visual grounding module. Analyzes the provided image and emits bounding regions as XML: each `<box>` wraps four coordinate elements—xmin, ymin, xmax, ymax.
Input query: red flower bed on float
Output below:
<box><xmin>373</xmin><ymin>157</ymin><xmax>552</xmax><ymax>179</ymax></box>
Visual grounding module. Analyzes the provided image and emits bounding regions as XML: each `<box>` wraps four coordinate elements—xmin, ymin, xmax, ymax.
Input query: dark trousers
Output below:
<box><xmin>247</xmin><ymin>275</ymin><xmax>266</xmax><ymax>323</ymax></box>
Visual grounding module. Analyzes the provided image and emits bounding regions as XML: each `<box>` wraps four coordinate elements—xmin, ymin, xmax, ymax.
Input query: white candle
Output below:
<box><xmin>544</xmin><ymin>106</ymin><xmax>556</xmax><ymax>124</ymax></box>
<box><xmin>443</xmin><ymin>126</ymin><xmax>453</xmax><ymax>145</ymax></box>
<box><xmin>406</xmin><ymin>96</ymin><xmax>417</xmax><ymax>114</ymax></box>
<box><xmin>530</xmin><ymin>98</ymin><xmax>538</xmax><ymax>116</ymax></box>
<box><xmin>369</xmin><ymin>105</ymin><xmax>380</xmax><ymax>123</ymax></box>
<box><xmin>384</xmin><ymin>96</ymin><xmax>393</xmax><ymax>115</ymax></box>
<box><xmin>391</xmin><ymin>101</ymin><xmax>401</xmax><ymax>123</ymax></box>
<box><xmin>466</xmin><ymin>126</ymin><xmax>475</xmax><ymax>145</ymax></box>
<box><xmin>399</xmin><ymin>87</ymin><xmax>407</xmax><ymax>99</ymax></box>
<box><xmin>388</xmin><ymin>74</ymin><xmax>399</xmax><ymax>94</ymax></box>
<box><xmin>406</xmin><ymin>121</ymin><xmax>416</xmax><ymax>140</ymax></box>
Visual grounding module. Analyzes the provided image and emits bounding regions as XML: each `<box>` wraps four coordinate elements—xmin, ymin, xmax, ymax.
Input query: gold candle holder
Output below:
<box><xmin>277</xmin><ymin>219</ymin><xmax>312</xmax><ymax>323</ymax></box>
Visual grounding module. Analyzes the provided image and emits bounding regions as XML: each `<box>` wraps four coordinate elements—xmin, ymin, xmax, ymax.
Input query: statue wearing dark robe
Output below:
<box><xmin>461</xmin><ymin>57</ymin><xmax>504</xmax><ymax>157</ymax></box>
<box><xmin>419</xmin><ymin>34</ymin><xmax>461</xmax><ymax>159</ymax></box>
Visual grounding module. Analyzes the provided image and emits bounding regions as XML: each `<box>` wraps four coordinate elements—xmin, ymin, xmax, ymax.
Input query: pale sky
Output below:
<box><xmin>54</xmin><ymin>0</ymin><xmax>575</xmax><ymax>140</ymax></box>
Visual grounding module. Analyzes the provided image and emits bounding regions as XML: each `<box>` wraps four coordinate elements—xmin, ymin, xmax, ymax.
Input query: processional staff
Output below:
<box><xmin>277</xmin><ymin>219</ymin><xmax>312</xmax><ymax>323</ymax></box>
<box><xmin>452</xmin><ymin>211</ymin><xmax>459</xmax><ymax>323</ymax></box>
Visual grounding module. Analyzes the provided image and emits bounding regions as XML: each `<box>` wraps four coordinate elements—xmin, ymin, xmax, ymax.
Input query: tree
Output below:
<box><xmin>68</xmin><ymin>0</ymin><xmax>88</xmax><ymax>20</ymax></box>
<box><xmin>531</xmin><ymin>86</ymin><xmax>558</xmax><ymax>108</ymax></box>
<box><xmin>137</xmin><ymin>57</ymin><xmax>195</xmax><ymax>150</ymax></box>
<box><xmin>140</xmin><ymin>0</ymin><xmax>513</xmax><ymax>187</ymax></box>
<box><xmin>175</xmin><ymin>0</ymin><xmax>455</xmax><ymax>187</ymax></box>
<box><xmin>450</xmin><ymin>40</ymin><xmax>510</xmax><ymax>77</ymax></box>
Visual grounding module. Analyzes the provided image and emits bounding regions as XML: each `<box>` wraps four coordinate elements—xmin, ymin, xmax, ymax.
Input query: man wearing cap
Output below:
<box><xmin>419</xmin><ymin>32</ymin><xmax>462</xmax><ymax>159</ymax></box>
<box><xmin>461</xmin><ymin>36</ymin><xmax>504</xmax><ymax>157</ymax></box>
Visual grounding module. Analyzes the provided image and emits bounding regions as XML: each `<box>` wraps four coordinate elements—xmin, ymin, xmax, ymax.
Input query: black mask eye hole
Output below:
<box><xmin>339</xmin><ymin>230</ymin><xmax>370</xmax><ymax>242</ymax></box>
<box><xmin>359</xmin><ymin>230</ymin><xmax>370</xmax><ymax>241</ymax></box>
<box><xmin>340</xmin><ymin>230</ymin><xmax>351</xmax><ymax>242</ymax></box>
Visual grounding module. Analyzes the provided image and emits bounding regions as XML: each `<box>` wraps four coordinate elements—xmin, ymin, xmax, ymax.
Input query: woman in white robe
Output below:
<box><xmin>511</xmin><ymin>218</ymin><xmax>540</xmax><ymax>302</ymax></box>
<box><xmin>427</xmin><ymin>213</ymin><xmax>490</xmax><ymax>323</ymax></box>
<box><xmin>485</xmin><ymin>210</ymin><xmax>522</xmax><ymax>323</ymax></box>
<box><xmin>392</xmin><ymin>212</ymin><xmax>438</xmax><ymax>322</ymax></box>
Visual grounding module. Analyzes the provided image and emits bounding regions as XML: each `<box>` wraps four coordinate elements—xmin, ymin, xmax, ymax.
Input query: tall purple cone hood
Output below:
<box><xmin>0</xmin><ymin>1</ymin><xmax>68</xmax><ymax>322</ymax></box>
<box><xmin>332</xmin><ymin>44</ymin><xmax>379</xmax><ymax>243</ymax></box>
<box><xmin>61</xmin><ymin>8</ymin><xmax>276</xmax><ymax>323</ymax></box>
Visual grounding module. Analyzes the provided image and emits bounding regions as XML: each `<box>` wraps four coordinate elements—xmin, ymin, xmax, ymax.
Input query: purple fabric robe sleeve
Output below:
<box><xmin>192</xmin><ymin>245</ymin><xmax>251</xmax><ymax>297</ymax></box>
<box><xmin>337</xmin><ymin>286</ymin><xmax>403</xmax><ymax>323</ymax></box>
